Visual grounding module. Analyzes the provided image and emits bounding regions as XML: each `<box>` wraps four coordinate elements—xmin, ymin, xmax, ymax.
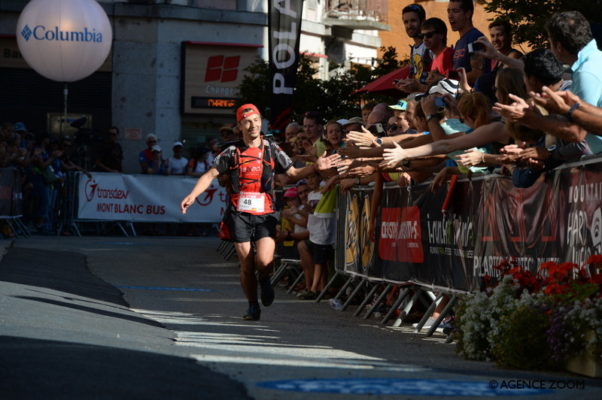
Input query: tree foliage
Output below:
<box><xmin>481</xmin><ymin>0</ymin><xmax>602</xmax><ymax>49</ymax></box>
<box><xmin>237</xmin><ymin>46</ymin><xmax>403</xmax><ymax>126</ymax></box>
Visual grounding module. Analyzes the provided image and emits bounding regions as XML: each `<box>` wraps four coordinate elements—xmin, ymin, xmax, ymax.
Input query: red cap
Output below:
<box><xmin>283</xmin><ymin>187</ymin><xmax>298</xmax><ymax>198</ymax></box>
<box><xmin>236</xmin><ymin>104</ymin><xmax>261</xmax><ymax>122</ymax></box>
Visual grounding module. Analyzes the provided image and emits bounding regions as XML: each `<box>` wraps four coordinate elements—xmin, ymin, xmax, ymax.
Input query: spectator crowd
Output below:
<box><xmin>247</xmin><ymin>3</ymin><xmax>602</xmax><ymax>307</ymax></box>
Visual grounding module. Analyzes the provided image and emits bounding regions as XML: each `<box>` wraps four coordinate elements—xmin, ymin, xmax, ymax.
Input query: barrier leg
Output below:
<box><xmin>341</xmin><ymin>278</ymin><xmax>365</xmax><ymax>311</ymax></box>
<box><xmin>116</xmin><ymin>222</ymin><xmax>129</xmax><ymax>237</ymax></box>
<box><xmin>414</xmin><ymin>293</ymin><xmax>444</xmax><ymax>332</ymax></box>
<box><xmin>425</xmin><ymin>295</ymin><xmax>457</xmax><ymax>337</ymax></box>
<box><xmin>217</xmin><ymin>240</ymin><xmax>228</xmax><ymax>255</ymax></box>
<box><xmin>315</xmin><ymin>271</ymin><xmax>343</xmax><ymax>303</ymax></box>
<box><xmin>271</xmin><ymin>260</ymin><xmax>291</xmax><ymax>286</ymax></box>
<box><xmin>363</xmin><ymin>283</ymin><xmax>392</xmax><ymax>320</ymax></box>
<box><xmin>71</xmin><ymin>222</ymin><xmax>82</xmax><ymax>237</ymax></box>
<box><xmin>326</xmin><ymin>275</ymin><xmax>354</xmax><ymax>304</ymax></box>
<box><xmin>380</xmin><ymin>287</ymin><xmax>410</xmax><ymax>325</ymax></box>
<box><xmin>392</xmin><ymin>289</ymin><xmax>421</xmax><ymax>327</ymax></box>
<box><xmin>127</xmin><ymin>222</ymin><xmax>137</xmax><ymax>237</ymax></box>
<box><xmin>353</xmin><ymin>282</ymin><xmax>380</xmax><ymax>317</ymax></box>
<box><xmin>287</xmin><ymin>271</ymin><xmax>305</xmax><ymax>294</ymax></box>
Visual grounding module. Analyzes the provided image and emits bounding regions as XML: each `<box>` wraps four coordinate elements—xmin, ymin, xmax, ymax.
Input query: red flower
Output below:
<box><xmin>586</xmin><ymin>254</ymin><xmax>602</xmax><ymax>265</ymax></box>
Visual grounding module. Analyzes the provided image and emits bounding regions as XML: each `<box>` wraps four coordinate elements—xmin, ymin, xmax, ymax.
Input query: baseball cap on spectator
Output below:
<box><xmin>151</xmin><ymin>144</ymin><xmax>162</xmax><ymax>152</ymax></box>
<box><xmin>388</xmin><ymin>100</ymin><xmax>408</xmax><ymax>111</ymax></box>
<box><xmin>343</xmin><ymin>117</ymin><xmax>363</xmax><ymax>127</ymax></box>
<box><xmin>296</xmin><ymin>179</ymin><xmax>307</xmax><ymax>186</ymax></box>
<box><xmin>236</xmin><ymin>104</ymin><xmax>261</xmax><ymax>122</ymax></box>
<box><xmin>14</xmin><ymin>122</ymin><xmax>27</xmax><ymax>132</ymax></box>
<box><xmin>173</xmin><ymin>141</ymin><xmax>183</xmax><ymax>148</ymax></box>
<box><xmin>428</xmin><ymin>79</ymin><xmax>460</xmax><ymax>97</ymax></box>
<box><xmin>283</xmin><ymin>187</ymin><xmax>298</xmax><ymax>198</ymax></box>
<box><xmin>146</xmin><ymin>133</ymin><xmax>157</xmax><ymax>142</ymax></box>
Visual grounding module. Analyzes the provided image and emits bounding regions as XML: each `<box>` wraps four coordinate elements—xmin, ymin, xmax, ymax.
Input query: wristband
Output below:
<box><xmin>566</xmin><ymin>102</ymin><xmax>581</xmax><ymax>122</ymax></box>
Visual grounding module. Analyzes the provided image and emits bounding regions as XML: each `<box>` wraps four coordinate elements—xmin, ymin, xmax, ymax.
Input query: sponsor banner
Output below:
<box><xmin>364</xmin><ymin>178</ymin><xmax>480</xmax><ymax>290</ymax></box>
<box><xmin>268</xmin><ymin>0</ymin><xmax>304</xmax><ymax>130</ymax></box>
<box><xmin>558</xmin><ymin>162</ymin><xmax>602</xmax><ymax>265</ymax></box>
<box><xmin>77</xmin><ymin>173</ymin><xmax>227</xmax><ymax>223</ymax></box>
<box><xmin>342</xmin><ymin>189</ymin><xmax>377</xmax><ymax>277</ymax></box>
<box><xmin>473</xmin><ymin>176</ymin><xmax>560</xmax><ymax>283</ymax></box>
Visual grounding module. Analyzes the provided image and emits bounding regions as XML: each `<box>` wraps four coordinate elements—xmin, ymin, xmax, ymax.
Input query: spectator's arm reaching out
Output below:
<box><xmin>383</xmin><ymin>121</ymin><xmax>506</xmax><ymax>167</ymax></box>
<box><xmin>493</xmin><ymin>94</ymin><xmax>588</xmax><ymax>142</ymax></box>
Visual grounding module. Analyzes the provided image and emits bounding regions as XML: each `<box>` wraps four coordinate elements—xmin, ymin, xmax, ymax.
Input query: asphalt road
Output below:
<box><xmin>1</xmin><ymin>236</ymin><xmax>601</xmax><ymax>400</ymax></box>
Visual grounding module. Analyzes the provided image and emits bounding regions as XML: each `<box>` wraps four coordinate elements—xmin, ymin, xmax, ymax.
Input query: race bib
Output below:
<box><xmin>237</xmin><ymin>192</ymin><xmax>265</xmax><ymax>213</ymax></box>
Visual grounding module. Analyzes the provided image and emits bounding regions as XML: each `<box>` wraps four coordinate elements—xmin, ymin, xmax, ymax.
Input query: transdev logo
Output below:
<box><xmin>84</xmin><ymin>178</ymin><xmax>98</xmax><ymax>202</ymax></box>
<box><xmin>20</xmin><ymin>24</ymin><xmax>104</xmax><ymax>43</ymax></box>
<box><xmin>84</xmin><ymin>178</ymin><xmax>130</xmax><ymax>202</ymax></box>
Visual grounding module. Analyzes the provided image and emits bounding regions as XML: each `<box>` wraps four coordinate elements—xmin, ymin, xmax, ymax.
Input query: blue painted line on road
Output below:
<box><xmin>117</xmin><ymin>285</ymin><xmax>213</xmax><ymax>292</ymax></box>
<box><xmin>257</xmin><ymin>378</ymin><xmax>551</xmax><ymax>396</ymax></box>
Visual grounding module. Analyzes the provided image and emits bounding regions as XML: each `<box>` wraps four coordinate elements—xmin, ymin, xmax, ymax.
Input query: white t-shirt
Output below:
<box><xmin>168</xmin><ymin>156</ymin><xmax>188</xmax><ymax>175</ymax></box>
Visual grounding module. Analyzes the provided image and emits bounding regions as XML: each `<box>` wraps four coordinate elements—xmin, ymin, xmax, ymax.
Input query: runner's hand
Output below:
<box><xmin>315</xmin><ymin>152</ymin><xmax>340</xmax><ymax>171</ymax></box>
<box><xmin>181</xmin><ymin>194</ymin><xmax>196</xmax><ymax>214</ymax></box>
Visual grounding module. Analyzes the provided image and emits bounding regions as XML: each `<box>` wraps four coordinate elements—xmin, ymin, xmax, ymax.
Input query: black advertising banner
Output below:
<box><xmin>374</xmin><ymin>179</ymin><xmax>479</xmax><ymax>290</ymax></box>
<box><xmin>420</xmin><ymin>178</ymin><xmax>480</xmax><ymax>291</ymax></box>
<box><xmin>558</xmin><ymin>162</ymin><xmax>602</xmax><ymax>264</ymax></box>
<box><xmin>268</xmin><ymin>0</ymin><xmax>304</xmax><ymax>130</ymax></box>
<box><xmin>473</xmin><ymin>175</ymin><xmax>561</xmax><ymax>279</ymax></box>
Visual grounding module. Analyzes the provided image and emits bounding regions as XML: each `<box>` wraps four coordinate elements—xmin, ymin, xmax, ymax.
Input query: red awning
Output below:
<box><xmin>353</xmin><ymin>66</ymin><xmax>410</xmax><ymax>97</ymax></box>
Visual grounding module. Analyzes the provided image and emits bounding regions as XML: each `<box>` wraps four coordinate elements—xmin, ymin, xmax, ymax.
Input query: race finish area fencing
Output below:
<box><xmin>309</xmin><ymin>155</ymin><xmax>602</xmax><ymax>335</ymax></box>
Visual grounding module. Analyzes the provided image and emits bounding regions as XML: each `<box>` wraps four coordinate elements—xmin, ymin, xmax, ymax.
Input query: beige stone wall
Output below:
<box><xmin>379</xmin><ymin>0</ymin><xmax>506</xmax><ymax>60</ymax></box>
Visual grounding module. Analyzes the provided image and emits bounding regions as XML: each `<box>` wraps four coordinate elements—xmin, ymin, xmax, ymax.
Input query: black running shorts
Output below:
<box><xmin>223</xmin><ymin>211</ymin><xmax>278</xmax><ymax>243</ymax></box>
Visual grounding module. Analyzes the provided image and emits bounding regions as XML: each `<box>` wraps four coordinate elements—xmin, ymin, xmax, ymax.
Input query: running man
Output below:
<box><xmin>181</xmin><ymin>104</ymin><xmax>335</xmax><ymax>320</ymax></box>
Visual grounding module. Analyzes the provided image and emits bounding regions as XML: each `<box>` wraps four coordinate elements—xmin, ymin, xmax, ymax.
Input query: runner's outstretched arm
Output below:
<box><xmin>286</xmin><ymin>152</ymin><xmax>339</xmax><ymax>180</ymax></box>
<box><xmin>181</xmin><ymin>167</ymin><xmax>220</xmax><ymax>214</ymax></box>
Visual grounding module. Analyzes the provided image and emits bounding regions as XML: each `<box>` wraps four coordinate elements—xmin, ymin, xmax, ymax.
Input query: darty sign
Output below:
<box><xmin>16</xmin><ymin>0</ymin><xmax>112</xmax><ymax>82</ymax></box>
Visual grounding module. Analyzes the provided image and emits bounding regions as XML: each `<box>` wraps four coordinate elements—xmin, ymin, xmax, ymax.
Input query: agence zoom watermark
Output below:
<box><xmin>489</xmin><ymin>379</ymin><xmax>586</xmax><ymax>390</ymax></box>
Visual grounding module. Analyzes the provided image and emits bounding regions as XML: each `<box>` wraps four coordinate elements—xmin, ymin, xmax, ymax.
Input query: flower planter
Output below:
<box><xmin>565</xmin><ymin>331</ymin><xmax>602</xmax><ymax>378</ymax></box>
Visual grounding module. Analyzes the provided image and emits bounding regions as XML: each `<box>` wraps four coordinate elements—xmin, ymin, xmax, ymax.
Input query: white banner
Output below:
<box><xmin>77</xmin><ymin>173</ymin><xmax>227</xmax><ymax>222</ymax></box>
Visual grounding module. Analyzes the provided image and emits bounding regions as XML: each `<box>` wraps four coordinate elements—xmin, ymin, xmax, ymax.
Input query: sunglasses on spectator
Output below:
<box><xmin>420</xmin><ymin>31</ymin><xmax>437</xmax><ymax>39</ymax></box>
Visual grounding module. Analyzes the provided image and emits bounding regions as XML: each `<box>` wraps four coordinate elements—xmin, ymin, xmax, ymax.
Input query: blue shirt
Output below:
<box><xmin>453</xmin><ymin>28</ymin><xmax>490</xmax><ymax>73</ymax></box>
<box><xmin>571</xmin><ymin>39</ymin><xmax>602</xmax><ymax>153</ymax></box>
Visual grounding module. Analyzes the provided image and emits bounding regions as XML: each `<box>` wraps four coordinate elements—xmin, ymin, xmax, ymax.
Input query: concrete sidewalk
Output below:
<box><xmin>0</xmin><ymin>240</ymin><xmax>251</xmax><ymax>400</ymax></box>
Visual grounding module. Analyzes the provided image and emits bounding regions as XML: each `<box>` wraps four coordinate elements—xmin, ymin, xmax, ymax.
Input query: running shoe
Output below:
<box><xmin>259</xmin><ymin>278</ymin><xmax>275</xmax><ymax>307</ymax></box>
<box><xmin>243</xmin><ymin>303</ymin><xmax>261</xmax><ymax>321</ymax></box>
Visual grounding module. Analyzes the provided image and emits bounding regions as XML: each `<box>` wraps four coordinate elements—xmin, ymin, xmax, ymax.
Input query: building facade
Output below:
<box><xmin>0</xmin><ymin>0</ymin><xmax>388</xmax><ymax>173</ymax></box>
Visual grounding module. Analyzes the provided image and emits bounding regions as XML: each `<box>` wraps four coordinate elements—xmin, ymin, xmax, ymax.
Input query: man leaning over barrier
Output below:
<box><xmin>180</xmin><ymin>104</ymin><xmax>338</xmax><ymax>321</ymax></box>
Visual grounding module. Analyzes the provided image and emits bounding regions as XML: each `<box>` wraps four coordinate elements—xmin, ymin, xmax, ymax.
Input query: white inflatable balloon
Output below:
<box><xmin>16</xmin><ymin>0</ymin><xmax>112</xmax><ymax>82</ymax></box>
